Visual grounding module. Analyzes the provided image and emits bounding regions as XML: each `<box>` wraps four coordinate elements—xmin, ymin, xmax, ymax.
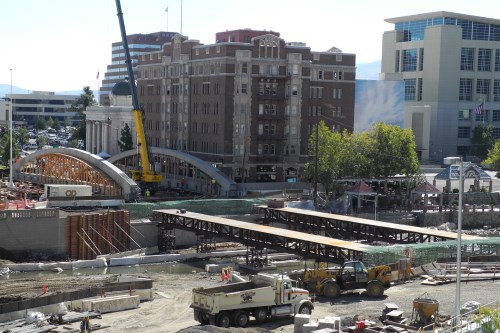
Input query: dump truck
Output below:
<box><xmin>291</xmin><ymin>260</ymin><xmax>392</xmax><ymax>298</ymax></box>
<box><xmin>191</xmin><ymin>273</ymin><xmax>314</xmax><ymax>328</ymax></box>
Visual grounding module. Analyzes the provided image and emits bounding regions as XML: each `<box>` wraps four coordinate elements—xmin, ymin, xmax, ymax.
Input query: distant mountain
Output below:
<box><xmin>0</xmin><ymin>85</ymin><xmax>93</xmax><ymax>98</ymax></box>
<box><xmin>356</xmin><ymin>60</ymin><xmax>381</xmax><ymax>80</ymax></box>
<box><xmin>0</xmin><ymin>84</ymin><xmax>30</xmax><ymax>97</ymax></box>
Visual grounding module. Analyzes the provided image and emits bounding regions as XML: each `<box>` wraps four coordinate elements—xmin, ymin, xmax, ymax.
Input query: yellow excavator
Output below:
<box><xmin>115</xmin><ymin>0</ymin><xmax>162</xmax><ymax>185</ymax></box>
<box><xmin>292</xmin><ymin>260</ymin><xmax>392</xmax><ymax>298</ymax></box>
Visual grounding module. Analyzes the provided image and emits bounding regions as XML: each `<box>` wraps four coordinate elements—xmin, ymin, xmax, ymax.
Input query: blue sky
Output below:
<box><xmin>1</xmin><ymin>0</ymin><xmax>497</xmax><ymax>92</ymax></box>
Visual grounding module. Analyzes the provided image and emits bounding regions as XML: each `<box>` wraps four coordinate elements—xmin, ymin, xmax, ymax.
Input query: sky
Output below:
<box><xmin>1</xmin><ymin>0</ymin><xmax>498</xmax><ymax>93</ymax></box>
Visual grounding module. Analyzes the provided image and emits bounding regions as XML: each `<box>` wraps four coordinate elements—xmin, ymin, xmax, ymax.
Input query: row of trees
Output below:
<box><xmin>304</xmin><ymin>122</ymin><xmax>421</xmax><ymax>196</ymax></box>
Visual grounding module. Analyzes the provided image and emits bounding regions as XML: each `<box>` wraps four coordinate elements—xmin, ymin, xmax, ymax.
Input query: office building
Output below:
<box><xmin>381</xmin><ymin>11</ymin><xmax>500</xmax><ymax>162</ymax></box>
<box><xmin>136</xmin><ymin>30</ymin><xmax>356</xmax><ymax>182</ymax></box>
<box><xmin>2</xmin><ymin>91</ymin><xmax>78</xmax><ymax>126</ymax></box>
<box><xmin>99</xmin><ymin>32</ymin><xmax>177</xmax><ymax>106</ymax></box>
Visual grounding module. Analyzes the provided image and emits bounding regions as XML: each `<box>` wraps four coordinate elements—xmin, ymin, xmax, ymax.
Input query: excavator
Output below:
<box><xmin>115</xmin><ymin>0</ymin><xmax>162</xmax><ymax>186</ymax></box>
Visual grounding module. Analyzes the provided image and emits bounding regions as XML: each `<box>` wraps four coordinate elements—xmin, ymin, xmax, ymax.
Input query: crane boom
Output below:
<box><xmin>115</xmin><ymin>0</ymin><xmax>162</xmax><ymax>184</ymax></box>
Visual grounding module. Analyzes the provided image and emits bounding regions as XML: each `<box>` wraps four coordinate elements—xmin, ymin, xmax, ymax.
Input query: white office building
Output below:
<box><xmin>381</xmin><ymin>11</ymin><xmax>500</xmax><ymax>162</ymax></box>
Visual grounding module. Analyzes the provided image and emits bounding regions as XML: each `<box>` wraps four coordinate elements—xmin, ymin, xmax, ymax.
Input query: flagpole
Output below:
<box><xmin>8</xmin><ymin>69</ymin><xmax>14</xmax><ymax>189</ymax></box>
<box><xmin>165</xmin><ymin>6</ymin><xmax>168</xmax><ymax>32</ymax></box>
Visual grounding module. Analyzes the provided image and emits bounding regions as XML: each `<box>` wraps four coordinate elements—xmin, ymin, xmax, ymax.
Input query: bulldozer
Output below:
<box><xmin>294</xmin><ymin>260</ymin><xmax>392</xmax><ymax>298</ymax></box>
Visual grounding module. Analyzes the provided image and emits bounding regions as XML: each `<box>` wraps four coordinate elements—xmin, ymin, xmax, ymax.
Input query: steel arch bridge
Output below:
<box><xmin>13</xmin><ymin>147</ymin><xmax>239</xmax><ymax>200</ymax></box>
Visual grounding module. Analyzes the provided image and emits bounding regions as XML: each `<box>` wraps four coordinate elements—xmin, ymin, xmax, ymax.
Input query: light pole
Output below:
<box><xmin>8</xmin><ymin>69</ymin><xmax>14</xmax><ymax>189</ymax></box>
<box><xmin>454</xmin><ymin>159</ymin><xmax>464</xmax><ymax>326</ymax></box>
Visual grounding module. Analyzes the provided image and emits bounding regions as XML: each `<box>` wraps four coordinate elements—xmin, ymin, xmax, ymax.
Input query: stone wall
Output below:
<box><xmin>414</xmin><ymin>210</ymin><xmax>500</xmax><ymax>228</ymax></box>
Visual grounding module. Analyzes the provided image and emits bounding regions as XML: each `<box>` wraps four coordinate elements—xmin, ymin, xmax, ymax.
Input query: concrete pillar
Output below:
<box><xmin>102</xmin><ymin>123</ymin><xmax>108</xmax><ymax>153</ymax></box>
<box><xmin>97</xmin><ymin>122</ymin><xmax>102</xmax><ymax>153</ymax></box>
<box><xmin>86</xmin><ymin>121</ymin><xmax>91</xmax><ymax>152</ymax></box>
<box><xmin>90</xmin><ymin>121</ymin><xmax>95</xmax><ymax>154</ymax></box>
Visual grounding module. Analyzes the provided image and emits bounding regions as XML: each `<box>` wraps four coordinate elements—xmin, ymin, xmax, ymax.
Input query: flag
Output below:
<box><xmin>96</xmin><ymin>71</ymin><xmax>100</xmax><ymax>80</ymax></box>
<box><xmin>473</xmin><ymin>102</ymin><xmax>484</xmax><ymax>115</ymax></box>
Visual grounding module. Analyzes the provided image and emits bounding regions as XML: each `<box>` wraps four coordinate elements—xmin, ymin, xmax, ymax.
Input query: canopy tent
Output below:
<box><xmin>433</xmin><ymin>162</ymin><xmax>492</xmax><ymax>192</ymax></box>
<box><xmin>345</xmin><ymin>180</ymin><xmax>379</xmax><ymax>219</ymax></box>
<box><xmin>411</xmin><ymin>181</ymin><xmax>442</xmax><ymax>213</ymax></box>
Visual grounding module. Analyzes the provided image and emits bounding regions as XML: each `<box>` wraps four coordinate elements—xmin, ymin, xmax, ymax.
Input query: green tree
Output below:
<box><xmin>304</xmin><ymin>121</ymin><xmax>345</xmax><ymax>197</ymax></box>
<box><xmin>366</xmin><ymin>122</ymin><xmax>420</xmax><ymax>178</ymax></box>
<box><xmin>52</xmin><ymin>118</ymin><xmax>61</xmax><ymax>131</ymax></box>
<box><xmin>118</xmin><ymin>123</ymin><xmax>134</xmax><ymax>152</ymax></box>
<box><xmin>0</xmin><ymin>133</ymin><xmax>20</xmax><ymax>164</ymax></box>
<box><xmin>471</xmin><ymin>124</ymin><xmax>495</xmax><ymax>161</ymax></box>
<box><xmin>70</xmin><ymin>86</ymin><xmax>96</xmax><ymax>143</ymax></box>
<box><xmin>46</xmin><ymin>117</ymin><xmax>54</xmax><ymax>129</ymax></box>
<box><xmin>483</xmin><ymin>140</ymin><xmax>500</xmax><ymax>174</ymax></box>
<box><xmin>37</xmin><ymin>135</ymin><xmax>47</xmax><ymax>148</ymax></box>
<box><xmin>67</xmin><ymin>139</ymin><xmax>79</xmax><ymax>148</ymax></box>
<box><xmin>64</xmin><ymin>116</ymin><xmax>72</xmax><ymax>128</ymax></box>
<box><xmin>35</xmin><ymin>117</ymin><xmax>46</xmax><ymax>131</ymax></box>
<box><xmin>18</xmin><ymin>128</ymin><xmax>29</xmax><ymax>149</ymax></box>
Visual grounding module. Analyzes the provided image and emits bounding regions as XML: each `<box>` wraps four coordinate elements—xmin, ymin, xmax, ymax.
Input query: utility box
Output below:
<box><xmin>44</xmin><ymin>184</ymin><xmax>93</xmax><ymax>198</ymax></box>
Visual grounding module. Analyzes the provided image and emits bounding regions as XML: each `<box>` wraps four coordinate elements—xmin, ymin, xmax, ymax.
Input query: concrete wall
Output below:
<box><xmin>130</xmin><ymin>220</ymin><xmax>199</xmax><ymax>248</ymax></box>
<box><xmin>0</xmin><ymin>209</ymin><xmax>65</xmax><ymax>255</ymax></box>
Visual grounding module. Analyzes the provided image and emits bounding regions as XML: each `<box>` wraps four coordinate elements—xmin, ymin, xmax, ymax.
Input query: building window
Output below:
<box><xmin>457</xmin><ymin>146</ymin><xmax>470</xmax><ymax>157</ymax></box>
<box><xmin>475</xmin><ymin>110</ymin><xmax>489</xmax><ymax>122</ymax></box>
<box><xmin>202</xmin><ymin>83</ymin><xmax>210</xmax><ymax>95</ymax></box>
<box><xmin>493</xmin><ymin>127</ymin><xmax>500</xmax><ymax>139</ymax></box>
<box><xmin>241</xmin><ymin>63</ymin><xmax>248</xmax><ymax>74</ymax></box>
<box><xmin>458</xmin><ymin>109</ymin><xmax>470</xmax><ymax>121</ymax></box>
<box><xmin>494</xmin><ymin>80</ymin><xmax>500</xmax><ymax>102</ymax></box>
<box><xmin>461</xmin><ymin>48</ymin><xmax>474</xmax><ymax>71</ymax></box>
<box><xmin>241</xmin><ymin>84</ymin><xmax>247</xmax><ymax>94</ymax></box>
<box><xmin>318</xmin><ymin>70</ymin><xmax>323</xmax><ymax>79</ymax></box>
<box><xmin>395</xmin><ymin>50</ymin><xmax>400</xmax><ymax>72</ymax></box>
<box><xmin>458</xmin><ymin>126</ymin><xmax>471</xmax><ymax>138</ymax></box>
<box><xmin>402</xmin><ymin>49</ymin><xmax>418</xmax><ymax>72</ymax></box>
<box><xmin>418</xmin><ymin>48</ymin><xmax>424</xmax><ymax>71</ymax></box>
<box><xmin>493</xmin><ymin>110</ymin><xmax>500</xmax><ymax>121</ymax></box>
<box><xmin>496</xmin><ymin>50</ymin><xmax>500</xmax><ymax>72</ymax></box>
<box><xmin>476</xmin><ymin>79</ymin><xmax>490</xmax><ymax>102</ymax></box>
<box><xmin>404</xmin><ymin>79</ymin><xmax>417</xmax><ymax>100</ymax></box>
<box><xmin>418</xmin><ymin>78</ymin><xmax>423</xmax><ymax>100</ymax></box>
<box><xmin>459</xmin><ymin>79</ymin><xmax>473</xmax><ymax>101</ymax></box>
<box><xmin>478</xmin><ymin>48</ymin><xmax>492</xmax><ymax>71</ymax></box>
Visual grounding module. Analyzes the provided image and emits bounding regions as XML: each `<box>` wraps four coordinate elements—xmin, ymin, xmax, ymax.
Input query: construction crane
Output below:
<box><xmin>115</xmin><ymin>0</ymin><xmax>162</xmax><ymax>185</ymax></box>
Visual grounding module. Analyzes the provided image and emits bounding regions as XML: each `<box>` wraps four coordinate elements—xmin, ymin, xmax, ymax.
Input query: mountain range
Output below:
<box><xmin>0</xmin><ymin>61</ymin><xmax>381</xmax><ymax>98</ymax></box>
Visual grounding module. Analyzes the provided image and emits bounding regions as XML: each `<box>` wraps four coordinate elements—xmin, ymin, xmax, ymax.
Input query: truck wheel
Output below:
<box><xmin>232</xmin><ymin>310</ymin><xmax>249</xmax><ymax>327</ymax></box>
<box><xmin>322</xmin><ymin>281</ymin><xmax>341</xmax><ymax>298</ymax></box>
<box><xmin>197</xmin><ymin>311</ymin><xmax>209</xmax><ymax>325</ymax></box>
<box><xmin>367</xmin><ymin>280</ymin><xmax>384</xmax><ymax>297</ymax></box>
<box><xmin>299</xmin><ymin>304</ymin><xmax>312</xmax><ymax>315</ymax></box>
<box><xmin>216</xmin><ymin>312</ymin><xmax>231</xmax><ymax>328</ymax></box>
<box><xmin>254</xmin><ymin>307</ymin><xmax>268</xmax><ymax>323</ymax></box>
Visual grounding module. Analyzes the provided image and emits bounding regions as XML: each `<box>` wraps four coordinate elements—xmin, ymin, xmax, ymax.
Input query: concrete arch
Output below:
<box><xmin>109</xmin><ymin>147</ymin><xmax>239</xmax><ymax>197</ymax></box>
<box><xmin>13</xmin><ymin>147</ymin><xmax>140</xmax><ymax>201</ymax></box>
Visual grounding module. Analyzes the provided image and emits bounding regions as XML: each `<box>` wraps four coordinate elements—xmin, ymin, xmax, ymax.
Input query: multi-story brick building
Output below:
<box><xmin>99</xmin><ymin>32</ymin><xmax>177</xmax><ymax>106</ymax></box>
<box><xmin>136</xmin><ymin>30</ymin><xmax>355</xmax><ymax>183</ymax></box>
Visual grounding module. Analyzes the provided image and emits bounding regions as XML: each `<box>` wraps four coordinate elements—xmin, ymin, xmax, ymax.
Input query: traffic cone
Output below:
<box><xmin>42</xmin><ymin>279</ymin><xmax>47</xmax><ymax>294</ymax></box>
<box><xmin>221</xmin><ymin>269</ymin><xmax>226</xmax><ymax>281</ymax></box>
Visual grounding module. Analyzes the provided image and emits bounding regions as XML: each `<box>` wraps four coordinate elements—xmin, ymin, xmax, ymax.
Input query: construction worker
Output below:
<box><xmin>80</xmin><ymin>316</ymin><xmax>91</xmax><ymax>333</ymax></box>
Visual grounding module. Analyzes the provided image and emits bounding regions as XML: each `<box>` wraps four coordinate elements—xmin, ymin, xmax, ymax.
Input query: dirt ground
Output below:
<box><xmin>2</xmin><ymin>270</ymin><xmax>498</xmax><ymax>333</ymax></box>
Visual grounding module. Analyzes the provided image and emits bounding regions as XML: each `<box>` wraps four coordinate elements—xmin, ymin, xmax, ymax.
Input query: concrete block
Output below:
<box><xmin>318</xmin><ymin>317</ymin><xmax>337</xmax><ymax>330</ymax></box>
<box><xmin>303</xmin><ymin>321</ymin><xmax>319</xmax><ymax>333</ymax></box>
<box><xmin>205</xmin><ymin>264</ymin><xmax>222</xmax><ymax>273</ymax></box>
<box><xmin>312</xmin><ymin>329</ymin><xmax>336</xmax><ymax>333</ymax></box>
<box><xmin>82</xmin><ymin>295</ymin><xmax>140</xmax><ymax>314</ymax></box>
<box><xmin>294</xmin><ymin>313</ymin><xmax>311</xmax><ymax>333</ymax></box>
<box><xmin>420</xmin><ymin>263</ymin><xmax>435</xmax><ymax>273</ymax></box>
<box><xmin>411</xmin><ymin>266</ymin><xmax>424</xmax><ymax>276</ymax></box>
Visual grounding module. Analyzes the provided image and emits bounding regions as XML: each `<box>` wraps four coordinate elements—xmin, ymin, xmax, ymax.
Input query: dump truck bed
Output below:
<box><xmin>192</xmin><ymin>280</ymin><xmax>276</xmax><ymax>314</ymax></box>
